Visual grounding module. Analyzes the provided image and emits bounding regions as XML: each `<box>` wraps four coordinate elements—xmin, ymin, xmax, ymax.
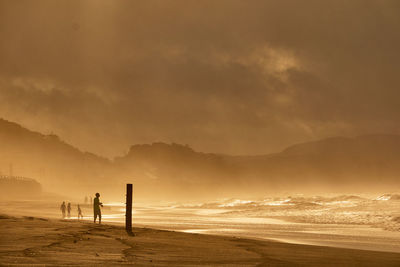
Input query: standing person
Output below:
<box><xmin>60</xmin><ymin>202</ymin><xmax>66</xmax><ymax>218</ymax></box>
<box><xmin>84</xmin><ymin>196</ymin><xmax>88</xmax><ymax>204</ymax></box>
<box><xmin>93</xmin><ymin>193</ymin><xmax>103</xmax><ymax>224</ymax></box>
<box><xmin>78</xmin><ymin>204</ymin><xmax>83</xmax><ymax>220</ymax></box>
<box><xmin>67</xmin><ymin>202</ymin><xmax>71</xmax><ymax>218</ymax></box>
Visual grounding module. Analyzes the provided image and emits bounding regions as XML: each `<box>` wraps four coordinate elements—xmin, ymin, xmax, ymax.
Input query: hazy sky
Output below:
<box><xmin>1</xmin><ymin>0</ymin><xmax>400</xmax><ymax>157</ymax></box>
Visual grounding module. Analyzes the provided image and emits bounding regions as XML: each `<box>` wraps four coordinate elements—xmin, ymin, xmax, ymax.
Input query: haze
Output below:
<box><xmin>1</xmin><ymin>0</ymin><xmax>399</xmax><ymax>158</ymax></box>
<box><xmin>2</xmin><ymin>3</ymin><xmax>400</xmax><ymax>265</ymax></box>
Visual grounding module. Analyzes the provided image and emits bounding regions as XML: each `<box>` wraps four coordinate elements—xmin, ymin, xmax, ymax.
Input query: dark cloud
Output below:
<box><xmin>0</xmin><ymin>0</ymin><xmax>399</xmax><ymax>157</ymax></box>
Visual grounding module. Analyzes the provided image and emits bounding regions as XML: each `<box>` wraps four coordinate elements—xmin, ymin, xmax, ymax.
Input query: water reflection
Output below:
<box><xmin>1</xmin><ymin>198</ymin><xmax>400</xmax><ymax>253</ymax></box>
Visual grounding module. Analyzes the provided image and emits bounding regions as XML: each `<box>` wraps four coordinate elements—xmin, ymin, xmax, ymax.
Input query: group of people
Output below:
<box><xmin>60</xmin><ymin>202</ymin><xmax>83</xmax><ymax>219</ymax></box>
<box><xmin>60</xmin><ymin>192</ymin><xmax>103</xmax><ymax>224</ymax></box>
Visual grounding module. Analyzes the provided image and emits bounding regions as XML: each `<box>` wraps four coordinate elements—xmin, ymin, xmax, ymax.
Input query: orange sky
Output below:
<box><xmin>0</xmin><ymin>0</ymin><xmax>400</xmax><ymax>157</ymax></box>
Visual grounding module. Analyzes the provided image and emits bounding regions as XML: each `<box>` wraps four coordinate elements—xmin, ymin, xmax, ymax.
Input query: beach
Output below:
<box><xmin>2</xmin><ymin>197</ymin><xmax>400</xmax><ymax>254</ymax></box>
<box><xmin>1</xmin><ymin>214</ymin><xmax>400</xmax><ymax>266</ymax></box>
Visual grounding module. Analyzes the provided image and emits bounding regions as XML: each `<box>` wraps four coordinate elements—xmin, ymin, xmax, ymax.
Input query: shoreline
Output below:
<box><xmin>2</xmin><ymin>200</ymin><xmax>400</xmax><ymax>255</ymax></box>
<box><xmin>1</xmin><ymin>214</ymin><xmax>400</xmax><ymax>266</ymax></box>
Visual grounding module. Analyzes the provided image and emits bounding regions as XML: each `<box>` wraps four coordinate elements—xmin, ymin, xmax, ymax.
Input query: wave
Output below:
<box><xmin>178</xmin><ymin>194</ymin><xmax>400</xmax><ymax>232</ymax></box>
<box><xmin>185</xmin><ymin>195</ymin><xmax>367</xmax><ymax>210</ymax></box>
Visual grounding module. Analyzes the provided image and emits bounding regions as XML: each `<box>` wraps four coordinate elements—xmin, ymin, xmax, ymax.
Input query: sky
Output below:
<box><xmin>0</xmin><ymin>0</ymin><xmax>400</xmax><ymax>158</ymax></box>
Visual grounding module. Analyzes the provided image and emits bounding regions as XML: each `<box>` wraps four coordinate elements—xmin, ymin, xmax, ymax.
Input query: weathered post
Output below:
<box><xmin>125</xmin><ymin>183</ymin><xmax>133</xmax><ymax>233</ymax></box>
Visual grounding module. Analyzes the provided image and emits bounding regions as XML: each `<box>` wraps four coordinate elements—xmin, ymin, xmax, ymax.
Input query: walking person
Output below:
<box><xmin>78</xmin><ymin>204</ymin><xmax>83</xmax><ymax>220</ymax></box>
<box><xmin>67</xmin><ymin>202</ymin><xmax>71</xmax><ymax>218</ymax></box>
<box><xmin>60</xmin><ymin>201</ymin><xmax>66</xmax><ymax>218</ymax></box>
<box><xmin>93</xmin><ymin>193</ymin><xmax>103</xmax><ymax>224</ymax></box>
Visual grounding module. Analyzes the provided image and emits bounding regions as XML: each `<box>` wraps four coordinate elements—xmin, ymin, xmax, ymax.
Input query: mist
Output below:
<box><xmin>1</xmin><ymin>0</ymin><xmax>399</xmax><ymax>158</ymax></box>
<box><xmin>2</xmin><ymin>1</ymin><xmax>400</xmax><ymax>265</ymax></box>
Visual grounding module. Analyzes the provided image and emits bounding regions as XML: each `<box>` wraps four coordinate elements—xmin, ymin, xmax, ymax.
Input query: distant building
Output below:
<box><xmin>0</xmin><ymin>175</ymin><xmax>42</xmax><ymax>198</ymax></box>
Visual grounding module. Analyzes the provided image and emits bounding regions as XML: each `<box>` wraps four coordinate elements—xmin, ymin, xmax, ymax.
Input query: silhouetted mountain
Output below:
<box><xmin>1</xmin><ymin>118</ymin><xmax>400</xmax><ymax>200</ymax></box>
<box><xmin>0</xmin><ymin>118</ymin><xmax>113</xmax><ymax>197</ymax></box>
<box><xmin>114</xmin><ymin>142</ymin><xmax>241</xmax><ymax>199</ymax></box>
<box><xmin>116</xmin><ymin>135</ymin><xmax>400</xmax><ymax>199</ymax></box>
<box><xmin>227</xmin><ymin>135</ymin><xmax>400</xmax><ymax>194</ymax></box>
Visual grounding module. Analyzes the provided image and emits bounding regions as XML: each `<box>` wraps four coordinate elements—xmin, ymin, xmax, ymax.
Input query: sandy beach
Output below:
<box><xmin>1</xmin><ymin>214</ymin><xmax>400</xmax><ymax>266</ymax></box>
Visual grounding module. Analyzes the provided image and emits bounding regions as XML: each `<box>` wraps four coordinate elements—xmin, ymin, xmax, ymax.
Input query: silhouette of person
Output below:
<box><xmin>93</xmin><ymin>193</ymin><xmax>103</xmax><ymax>224</ymax></box>
<box><xmin>84</xmin><ymin>196</ymin><xmax>88</xmax><ymax>204</ymax></box>
<box><xmin>78</xmin><ymin>204</ymin><xmax>83</xmax><ymax>220</ymax></box>
<box><xmin>67</xmin><ymin>202</ymin><xmax>71</xmax><ymax>218</ymax></box>
<box><xmin>60</xmin><ymin>202</ymin><xmax>66</xmax><ymax>218</ymax></box>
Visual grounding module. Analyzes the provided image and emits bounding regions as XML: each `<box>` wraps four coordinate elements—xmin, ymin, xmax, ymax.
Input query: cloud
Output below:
<box><xmin>0</xmin><ymin>0</ymin><xmax>399</xmax><ymax>157</ymax></box>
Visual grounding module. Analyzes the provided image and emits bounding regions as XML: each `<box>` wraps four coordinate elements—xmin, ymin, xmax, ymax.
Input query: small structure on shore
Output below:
<box><xmin>0</xmin><ymin>175</ymin><xmax>42</xmax><ymax>198</ymax></box>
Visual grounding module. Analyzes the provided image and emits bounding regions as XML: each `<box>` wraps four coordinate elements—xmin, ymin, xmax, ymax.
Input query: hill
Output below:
<box><xmin>115</xmin><ymin>135</ymin><xmax>400</xmax><ymax>199</ymax></box>
<box><xmin>0</xmin><ymin>118</ymin><xmax>114</xmax><ymax>198</ymax></box>
<box><xmin>1</xmin><ymin>118</ymin><xmax>400</xmax><ymax>200</ymax></box>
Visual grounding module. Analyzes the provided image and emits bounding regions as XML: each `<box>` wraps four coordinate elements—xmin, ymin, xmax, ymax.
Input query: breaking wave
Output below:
<box><xmin>181</xmin><ymin>194</ymin><xmax>400</xmax><ymax>231</ymax></box>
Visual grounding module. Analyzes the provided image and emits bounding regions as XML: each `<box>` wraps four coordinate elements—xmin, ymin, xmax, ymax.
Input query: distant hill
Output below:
<box><xmin>0</xmin><ymin>118</ymin><xmax>114</xmax><ymax>197</ymax></box>
<box><xmin>115</xmin><ymin>135</ymin><xmax>400</xmax><ymax>199</ymax></box>
<box><xmin>114</xmin><ymin>143</ymin><xmax>240</xmax><ymax>200</ymax></box>
<box><xmin>1</xmin><ymin>118</ymin><xmax>400</xmax><ymax>200</ymax></box>
<box><xmin>232</xmin><ymin>134</ymin><xmax>400</xmax><ymax>194</ymax></box>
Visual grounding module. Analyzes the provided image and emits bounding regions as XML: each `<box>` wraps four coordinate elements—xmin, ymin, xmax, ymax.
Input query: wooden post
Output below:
<box><xmin>125</xmin><ymin>183</ymin><xmax>133</xmax><ymax>233</ymax></box>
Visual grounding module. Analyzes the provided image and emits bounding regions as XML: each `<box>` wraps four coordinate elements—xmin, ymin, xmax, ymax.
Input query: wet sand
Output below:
<box><xmin>1</xmin><ymin>214</ymin><xmax>400</xmax><ymax>266</ymax></box>
<box><xmin>3</xmin><ymin>200</ymin><xmax>400</xmax><ymax>254</ymax></box>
